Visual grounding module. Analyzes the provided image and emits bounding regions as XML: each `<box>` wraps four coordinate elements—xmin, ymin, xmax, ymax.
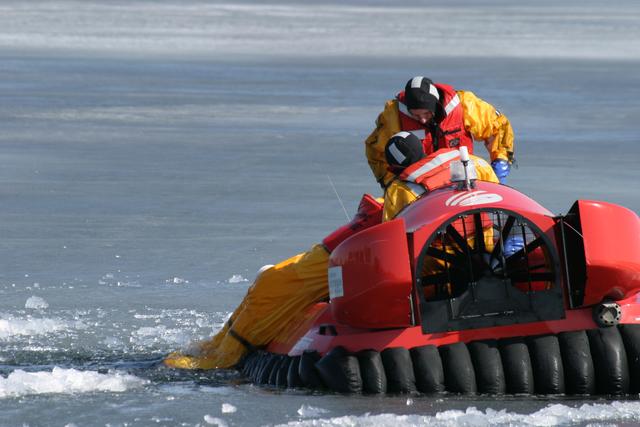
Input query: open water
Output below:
<box><xmin>1</xmin><ymin>1</ymin><xmax>640</xmax><ymax>426</ymax></box>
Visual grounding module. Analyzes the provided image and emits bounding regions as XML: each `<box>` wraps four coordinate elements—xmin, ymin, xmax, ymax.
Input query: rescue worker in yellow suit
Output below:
<box><xmin>164</xmin><ymin>194</ymin><xmax>385</xmax><ymax>369</ymax></box>
<box><xmin>381</xmin><ymin>131</ymin><xmax>499</xmax><ymax>221</ymax></box>
<box><xmin>366</xmin><ymin>76</ymin><xmax>514</xmax><ymax>189</ymax></box>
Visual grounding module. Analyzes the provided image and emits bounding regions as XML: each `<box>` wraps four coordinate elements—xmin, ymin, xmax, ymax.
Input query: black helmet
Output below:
<box><xmin>385</xmin><ymin>131</ymin><xmax>425</xmax><ymax>172</ymax></box>
<box><xmin>404</xmin><ymin>76</ymin><xmax>440</xmax><ymax>113</ymax></box>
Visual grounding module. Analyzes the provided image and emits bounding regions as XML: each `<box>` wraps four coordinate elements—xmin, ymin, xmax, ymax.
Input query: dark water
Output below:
<box><xmin>1</xmin><ymin>1</ymin><xmax>640</xmax><ymax>426</ymax></box>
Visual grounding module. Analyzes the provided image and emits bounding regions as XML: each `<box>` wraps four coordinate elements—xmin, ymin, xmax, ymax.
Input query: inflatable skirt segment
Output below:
<box><xmin>239</xmin><ymin>324</ymin><xmax>640</xmax><ymax>395</ymax></box>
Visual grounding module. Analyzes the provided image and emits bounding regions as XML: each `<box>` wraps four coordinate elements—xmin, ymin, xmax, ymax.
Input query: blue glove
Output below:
<box><xmin>503</xmin><ymin>236</ymin><xmax>525</xmax><ymax>257</ymax></box>
<box><xmin>491</xmin><ymin>159</ymin><xmax>511</xmax><ymax>184</ymax></box>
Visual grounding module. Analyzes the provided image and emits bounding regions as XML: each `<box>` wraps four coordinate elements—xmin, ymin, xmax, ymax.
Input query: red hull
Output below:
<box><xmin>267</xmin><ymin>182</ymin><xmax>640</xmax><ymax>358</ymax></box>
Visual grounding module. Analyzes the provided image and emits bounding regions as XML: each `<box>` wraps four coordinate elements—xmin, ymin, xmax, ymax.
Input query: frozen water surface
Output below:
<box><xmin>0</xmin><ymin>0</ymin><xmax>639</xmax><ymax>426</ymax></box>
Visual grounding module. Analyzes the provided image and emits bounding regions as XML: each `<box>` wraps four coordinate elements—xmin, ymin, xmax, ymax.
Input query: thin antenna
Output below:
<box><xmin>327</xmin><ymin>175</ymin><xmax>350</xmax><ymax>221</ymax></box>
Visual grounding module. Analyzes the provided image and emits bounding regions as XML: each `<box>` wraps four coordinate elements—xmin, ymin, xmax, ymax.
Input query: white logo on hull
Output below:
<box><xmin>446</xmin><ymin>190</ymin><xmax>503</xmax><ymax>207</ymax></box>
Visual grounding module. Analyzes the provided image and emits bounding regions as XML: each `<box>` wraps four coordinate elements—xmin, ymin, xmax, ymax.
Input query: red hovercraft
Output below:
<box><xmin>240</xmin><ymin>164</ymin><xmax>640</xmax><ymax>396</ymax></box>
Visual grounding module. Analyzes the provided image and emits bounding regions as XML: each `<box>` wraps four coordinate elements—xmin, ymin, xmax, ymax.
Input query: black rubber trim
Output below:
<box><xmin>275</xmin><ymin>355</ymin><xmax>291</xmax><ymax>388</ymax></box>
<box><xmin>587</xmin><ymin>327</ymin><xmax>629</xmax><ymax>395</ymax></box>
<box><xmin>381</xmin><ymin>347</ymin><xmax>416</xmax><ymax>393</ymax></box>
<box><xmin>357</xmin><ymin>350</ymin><xmax>387</xmax><ymax>394</ymax></box>
<box><xmin>258</xmin><ymin>354</ymin><xmax>278</xmax><ymax>385</ymax></box>
<box><xmin>268</xmin><ymin>355</ymin><xmax>283</xmax><ymax>386</ymax></box>
<box><xmin>240</xmin><ymin>325</ymin><xmax>640</xmax><ymax>396</ymax></box>
<box><xmin>468</xmin><ymin>340</ymin><xmax>505</xmax><ymax>394</ymax></box>
<box><xmin>499</xmin><ymin>337</ymin><xmax>534</xmax><ymax>394</ymax></box>
<box><xmin>439</xmin><ymin>342</ymin><xmax>477</xmax><ymax>393</ymax></box>
<box><xmin>315</xmin><ymin>346</ymin><xmax>363</xmax><ymax>393</ymax></box>
<box><xmin>619</xmin><ymin>324</ymin><xmax>640</xmax><ymax>393</ymax></box>
<box><xmin>286</xmin><ymin>355</ymin><xmax>303</xmax><ymax>388</ymax></box>
<box><xmin>298</xmin><ymin>350</ymin><xmax>324</xmax><ymax>389</ymax></box>
<box><xmin>410</xmin><ymin>345</ymin><xmax>444</xmax><ymax>393</ymax></box>
<box><xmin>528</xmin><ymin>334</ymin><xmax>565</xmax><ymax>394</ymax></box>
<box><xmin>558</xmin><ymin>330</ymin><xmax>595</xmax><ymax>395</ymax></box>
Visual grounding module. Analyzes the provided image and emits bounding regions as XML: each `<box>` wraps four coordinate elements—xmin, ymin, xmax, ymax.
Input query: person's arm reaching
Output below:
<box><xmin>364</xmin><ymin>100</ymin><xmax>402</xmax><ymax>188</ymax></box>
<box><xmin>458</xmin><ymin>90</ymin><xmax>514</xmax><ymax>183</ymax></box>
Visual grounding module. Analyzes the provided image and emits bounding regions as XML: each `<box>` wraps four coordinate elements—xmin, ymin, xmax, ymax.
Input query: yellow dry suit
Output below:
<box><xmin>365</xmin><ymin>90</ymin><xmax>514</xmax><ymax>187</ymax></box>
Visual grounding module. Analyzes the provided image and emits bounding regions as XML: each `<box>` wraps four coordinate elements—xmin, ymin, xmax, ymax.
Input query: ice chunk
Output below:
<box><xmin>25</xmin><ymin>296</ymin><xmax>49</xmax><ymax>310</ymax></box>
<box><xmin>167</xmin><ymin>277</ymin><xmax>188</xmax><ymax>285</ymax></box>
<box><xmin>276</xmin><ymin>402</ymin><xmax>640</xmax><ymax>426</ymax></box>
<box><xmin>204</xmin><ymin>415</ymin><xmax>228</xmax><ymax>426</ymax></box>
<box><xmin>228</xmin><ymin>274</ymin><xmax>248</xmax><ymax>283</ymax></box>
<box><xmin>221</xmin><ymin>403</ymin><xmax>237</xmax><ymax>413</ymax></box>
<box><xmin>0</xmin><ymin>367</ymin><xmax>148</xmax><ymax>398</ymax></box>
<box><xmin>297</xmin><ymin>405</ymin><xmax>329</xmax><ymax>418</ymax></box>
<box><xmin>0</xmin><ymin>316</ymin><xmax>81</xmax><ymax>339</ymax></box>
